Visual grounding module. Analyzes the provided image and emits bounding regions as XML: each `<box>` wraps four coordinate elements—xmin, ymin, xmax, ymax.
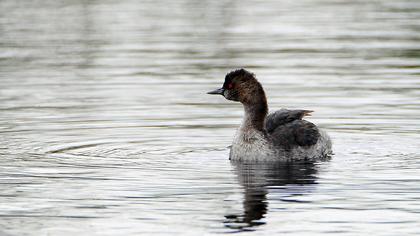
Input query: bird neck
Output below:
<box><xmin>242</xmin><ymin>95</ymin><xmax>268</xmax><ymax>132</ymax></box>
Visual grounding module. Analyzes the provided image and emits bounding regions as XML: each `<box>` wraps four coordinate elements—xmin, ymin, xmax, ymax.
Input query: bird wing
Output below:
<box><xmin>265</xmin><ymin>109</ymin><xmax>313</xmax><ymax>133</ymax></box>
<box><xmin>265</xmin><ymin>109</ymin><xmax>320</xmax><ymax>148</ymax></box>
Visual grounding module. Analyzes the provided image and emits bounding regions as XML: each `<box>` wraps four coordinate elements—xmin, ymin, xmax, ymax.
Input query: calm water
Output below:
<box><xmin>1</xmin><ymin>0</ymin><xmax>420</xmax><ymax>235</ymax></box>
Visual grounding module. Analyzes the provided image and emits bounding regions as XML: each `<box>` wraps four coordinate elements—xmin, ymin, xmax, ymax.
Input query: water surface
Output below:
<box><xmin>1</xmin><ymin>0</ymin><xmax>420</xmax><ymax>235</ymax></box>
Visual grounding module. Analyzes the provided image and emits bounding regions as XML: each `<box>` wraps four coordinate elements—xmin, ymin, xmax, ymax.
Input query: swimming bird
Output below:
<box><xmin>208</xmin><ymin>69</ymin><xmax>332</xmax><ymax>162</ymax></box>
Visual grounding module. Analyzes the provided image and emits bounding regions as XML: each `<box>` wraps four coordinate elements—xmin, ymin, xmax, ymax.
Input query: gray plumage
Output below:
<box><xmin>265</xmin><ymin>109</ymin><xmax>313</xmax><ymax>133</ymax></box>
<box><xmin>265</xmin><ymin>109</ymin><xmax>320</xmax><ymax>150</ymax></box>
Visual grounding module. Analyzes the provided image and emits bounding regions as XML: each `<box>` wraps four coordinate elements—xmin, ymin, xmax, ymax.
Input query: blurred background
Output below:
<box><xmin>0</xmin><ymin>0</ymin><xmax>419</xmax><ymax>235</ymax></box>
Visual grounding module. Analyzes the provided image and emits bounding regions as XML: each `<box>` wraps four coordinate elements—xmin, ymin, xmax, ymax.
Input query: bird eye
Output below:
<box><xmin>228</xmin><ymin>83</ymin><xmax>233</xmax><ymax>89</ymax></box>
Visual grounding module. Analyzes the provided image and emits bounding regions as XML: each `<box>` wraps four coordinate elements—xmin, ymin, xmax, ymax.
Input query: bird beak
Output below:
<box><xmin>207</xmin><ymin>88</ymin><xmax>225</xmax><ymax>95</ymax></box>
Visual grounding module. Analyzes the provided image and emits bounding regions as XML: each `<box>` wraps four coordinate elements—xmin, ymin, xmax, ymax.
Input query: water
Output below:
<box><xmin>0</xmin><ymin>0</ymin><xmax>419</xmax><ymax>235</ymax></box>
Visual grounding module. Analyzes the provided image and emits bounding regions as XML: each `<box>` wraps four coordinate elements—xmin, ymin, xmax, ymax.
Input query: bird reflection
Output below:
<box><xmin>224</xmin><ymin>161</ymin><xmax>319</xmax><ymax>231</ymax></box>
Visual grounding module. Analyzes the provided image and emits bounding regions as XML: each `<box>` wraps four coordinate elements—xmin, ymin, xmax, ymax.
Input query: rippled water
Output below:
<box><xmin>1</xmin><ymin>0</ymin><xmax>419</xmax><ymax>235</ymax></box>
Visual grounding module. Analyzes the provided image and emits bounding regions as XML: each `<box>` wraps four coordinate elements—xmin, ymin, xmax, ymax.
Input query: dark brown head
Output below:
<box><xmin>207</xmin><ymin>69</ymin><xmax>266</xmax><ymax>105</ymax></box>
